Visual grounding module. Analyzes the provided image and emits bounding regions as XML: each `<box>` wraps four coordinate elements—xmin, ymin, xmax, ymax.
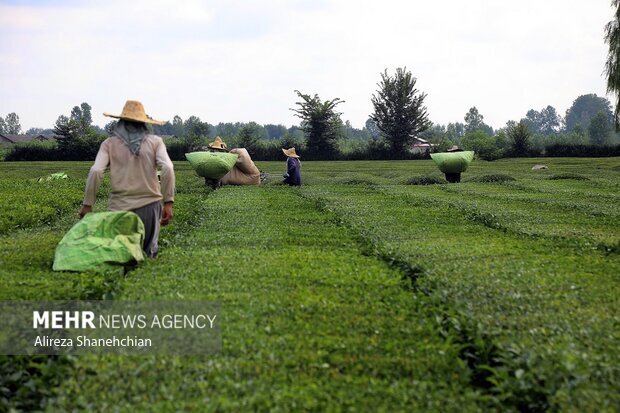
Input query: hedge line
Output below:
<box><xmin>3</xmin><ymin>140</ymin><xmax>620</xmax><ymax>162</ymax></box>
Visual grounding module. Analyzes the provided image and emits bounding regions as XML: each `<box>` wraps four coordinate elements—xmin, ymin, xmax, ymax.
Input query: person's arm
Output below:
<box><xmin>79</xmin><ymin>140</ymin><xmax>110</xmax><ymax>218</ymax></box>
<box><xmin>156</xmin><ymin>138</ymin><xmax>175</xmax><ymax>225</ymax></box>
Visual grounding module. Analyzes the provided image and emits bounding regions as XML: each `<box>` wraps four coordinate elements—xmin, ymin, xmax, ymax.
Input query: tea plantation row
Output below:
<box><xmin>0</xmin><ymin>158</ymin><xmax>618</xmax><ymax>411</ymax></box>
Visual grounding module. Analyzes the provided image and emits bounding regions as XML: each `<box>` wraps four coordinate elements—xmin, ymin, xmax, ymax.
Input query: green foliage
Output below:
<box><xmin>291</xmin><ymin>90</ymin><xmax>344</xmax><ymax>159</ymax></box>
<box><xmin>371</xmin><ymin>67</ymin><xmax>431</xmax><ymax>154</ymax></box>
<box><xmin>406</xmin><ymin>175</ymin><xmax>447</xmax><ymax>185</ymax></box>
<box><xmin>0</xmin><ymin>159</ymin><xmax>619</xmax><ymax>410</ymax></box>
<box><xmin>605</xmin><ymin>0</ymin><xmax>620</xmax><ymax>129</ymax></box>
<box><xmin>236</xmin><ymin>123</ymin><xmax>262</xmax><ymax>153</ymax></box>
<box><xmin>523</xmin><ymin>105</ymin><xmax>561</xmax><ymax>135</ymax></box>
<box><xmin>464</xmin><ymin>107</ymin><xmax>493</xmax><ymax>136</ymax></box>
<box><xmin>461</xmin><ymin>130</ymin><xmax>503</xmax><ymax>160</ymax></box>
<box><xmin>589</xmin><ymin>111</ymin><xmax>613</xmax><ymax>145</ymax></box>
<box><xmin>467</xmin><ymin>173</ymin><xmax>515</xmax><ymax>183</ymax></box>
<box><xmin>564</xmin><ymin>94</ymin><xmax>613</xmax><ymax>133</ymax></box>
<box><xmin>507</xmin><ymin>120</ymin><xmax>532</xmax><ymax>156</ymax></box>
<box><xmin>4</xmin><ymin>112</ymin><xmax>22</xmax><ymax>134</ymax></box>
<box><xmin>547</xmin><ymin>173</ymin><xmax>589</xmax><ymax>181</ymax></box>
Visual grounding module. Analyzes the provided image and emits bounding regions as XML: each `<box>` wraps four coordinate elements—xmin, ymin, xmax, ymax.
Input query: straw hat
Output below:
<box><xmin>103</xmin><ymin>100</ymin><xmax>165</xmax><ymax>125</ymax></box>
<box><xmin>282</xmin><ymin>147</ymin><xmax>300</xmax><ymax>158</ymax></box>
<box><xmin>208</xmin><ymin>136</ymin><xmax>227</xmax><ymax>150</ymax></box>
<box><xmin>446</xmin><ymin>145</ymin><xmax>463</xmax><ymax>152</ymax></box>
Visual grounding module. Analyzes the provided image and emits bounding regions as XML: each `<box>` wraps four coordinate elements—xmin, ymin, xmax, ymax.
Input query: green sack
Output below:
<box><xmin>185</xmin><ymin>152</ymin><xmax>239</xmax><ymax>180</ymax></box>
<box><xmin>37</xmin><ymin>172</ymin><xmax>68</xmax><ymax>182</ymax></box>
<box><xmin>430</xmin><ymin>151</ymin><xmax>475</xmax><ymax>174</ymax></box>
<box><xmin>53</xmin><ymin>211</ymin><xmax>145</xmax><ymax>273</ymax></box>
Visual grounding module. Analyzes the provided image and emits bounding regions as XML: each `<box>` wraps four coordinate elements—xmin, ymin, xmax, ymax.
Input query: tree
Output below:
<box><xmin>183</xmin><ymin>116</ymin><xmax>210</xmax><ymax>137</ymax></box>
<box><xmin>464</xmin><ymin>107</ymin><xmax>493</xmax><ymax>136</ymax></box>
<box><xmin>508</xmin><ymin>120</ymin><xmax>532</xmax><ymax>156</ymax></box>
<box><xmin>5</xmin><ymin>112</ymin><xmax>22</xmax><ymax>134</ymax></box>
<box><xmin>0</xmin><ymin>116</ymin><xmax>6</xmax><ymax>134</ymax></box>
<box><xmin>564</xmin><ymin>94</ymin><xmax>613</xmax><ymax>132</ymax></box>
<box><xmin>588</xmin><ymin>111</ymin><xmax>613</xmax><ymax>145</ymax></box>
<box><xmin>605</xmin><ymin>0</ymin><xmax>620</xmax><ymax>129</ymax></box>
<box><xmin>365</xmin><ymin>118</ymin><xmax>380</xmax><ymax>139</ymax></box>
<box><xmin>172</xmin><ymin>115</ymin><xmax>184</xmax><ymax>137</ymax></box>
<box><xmin>264</xmin><ymin>124</ymin><xmax>287</xmax><ymax>139</ymax></box>
<box><xmin>539</xmin><ymin>105</ymin><xmax>562</xmax><ymax>135</ymax></box>
<box><xmin>291</xmin><ymin>90</ymin><xmax>344</xmax><ymax>157</ymax></box>
<box><xmin>104</xmin><ymin>120</ymin><xmax>118</xmax><ymax>134</ymax></box>
<box><xmin>461</xmin><ymin>130</ymin><xmax>502</xmax><ymax>160</ymax></box>
<box><xmin>237</xmin><ymin>124</ymin><xmax>261</xmax><ymax>152</ymax></box>
<box><xmin>370</xmin><ymin>67</ymin><xmax>431</xmax><ymax>153</ymax></box>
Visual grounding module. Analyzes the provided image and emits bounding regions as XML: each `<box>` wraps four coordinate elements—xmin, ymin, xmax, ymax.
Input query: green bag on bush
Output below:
<box><xmin>37</xmin><ymin>172</ymin><xmax>68</xmax><ymax>182</ymax></box>
<box><xmin>185</xmin><ymin>152</ymin><xmax>239</xmax><ymax>179</ymax></box>
<box><xmin>430</xmin><ymin>151</ymin><xmax>475</xmax><ymax>174</ymax></box>
<box><xmin>53</xmin><ymin>212</ymin><xmax>145</xmax><ymax>273</ymax></box>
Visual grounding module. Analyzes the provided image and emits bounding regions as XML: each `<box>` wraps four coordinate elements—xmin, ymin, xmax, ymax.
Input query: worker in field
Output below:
<box><xmin>79</xmin><ymin>100</ymin><xmax>175</xmax><ymax>258</ymax></box>
<box><xmin>206</xmin><ymin>137</ymin><xmax>262</xmax><ymax>186</ymax></box>
<box><xmin>282</xmin><ymin>147</ymin><xmax>301</xmax><ymax>186</ymax></box>
<box><xmin>202</xmin><ymin>136</ymin><xmax>228</xmax><ymax>189</ymax></box>
<box><xmin>445</xmin><ymin>145</ymin><xmax>464</xmax><ymax>183</ymax></box>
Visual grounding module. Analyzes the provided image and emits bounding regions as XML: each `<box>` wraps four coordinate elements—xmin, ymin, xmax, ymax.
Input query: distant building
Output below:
<box><xmin>0</xmin><ymin>134</ymin><xmax>57</xmax><ymax>146</ymax></box>
<box><xmin>409</xmin><ymin>137</ymin><xmax>436</xmax><ymax>154</ymax></box>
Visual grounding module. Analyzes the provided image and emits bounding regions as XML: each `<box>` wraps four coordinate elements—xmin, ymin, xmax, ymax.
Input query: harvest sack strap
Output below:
<box><xmin>221</xmin><ymin>148</ymin><xmax>261</xmax><ymax>185</ymax></box>
<box><xmin>430</xmin><ymin>151</ymin><xmax>475</xmax><ymax>174</ymax></box>
<box><xmin>185</xmin><ymin>151</ymin><xmax>239</xmax><ymax>180</ymax></box>
<box><xmin>53</xmin><ymin>211</ymin><xmax>146</xmax><ymax>272</ymax></box>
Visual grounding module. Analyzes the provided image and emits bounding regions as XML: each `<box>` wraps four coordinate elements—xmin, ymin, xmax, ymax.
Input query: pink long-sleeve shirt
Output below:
<box><xmin>83</xmin><ymin>135</ymin><xmax>175</xmax><ymax>211</ymax></box>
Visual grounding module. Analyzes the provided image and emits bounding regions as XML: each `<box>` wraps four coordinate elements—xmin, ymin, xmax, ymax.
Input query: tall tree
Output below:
<box><xmin>291</xmin><ymin>90</ymin><xmax>344</xmax><ymax>157</ymax></box>
<box><xmin>464</xmin><ymin>107</ymin><xmax>484</xmax><ymax>133</ymax></box>
<box><xmin>5</xmin><ymin>113</ymin><xmax>21</xmax><ymax>134</ymax></box>
<box><xmin>365</xmin><ymin>117</ymin><xmax>380</xmax><ymax>139</ymax></box>
<box><xmin>605</xmin><ymin>0</ymin><xmax>620</xmax><ymax>129</ymax></box>
<box><xmin>539</xmin><ymin>105</ymin><xmax>562</xmax><ymax>135</ymax></box>
<box><xmin>237</xmin><ymin>124</ymin><xmax>261</xmax><ymax>152</ymax></box>
<box><xmin>588</xmin><ymin>111</ymin><xmax>613</xmax><ymax>145</ymax></box>
<box><xmin>370</xmin><ymin>67</ymin><xmax>431</xmax><ymax>153</ymax></box>
<box><xmin>565</xmin><ymin>94</ymin><xmax>613</xmax><ymax>132</ymax></box>
<box><xmin>464</xmin><ymin>107</ymin><xmax>494</xmax><ymax>136</ymax></box>
<box><xmin>508</xmin><ymin>120</ymin><xmax>531</xmax><ymax>156</ymax></box>
<box><xmin>0</xmin><ymin>116</ymin><xmax>6</xmax><ymax>134</ymax></box>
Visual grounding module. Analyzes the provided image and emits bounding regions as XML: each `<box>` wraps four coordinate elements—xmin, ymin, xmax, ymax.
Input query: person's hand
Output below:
<box><xmin>79</xmin><ymin>205</ymin><xmax>92</xmax><ymax>219</ymax></box>
<box><xmin>161</xmin><ymin>202</ymin><xmax>173</xmax><ymax>226</ymax></box>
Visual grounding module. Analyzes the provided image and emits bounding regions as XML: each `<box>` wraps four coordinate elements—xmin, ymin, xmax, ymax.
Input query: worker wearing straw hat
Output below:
<box><xmin>79</xmin><ymin>100</ymin><xmax>176</xmax><ymax>258</ymax></box>
<box><xmin>282</xmin><ymin>147</ymin><xmax>301</xmax><ymax>186</ymax></box>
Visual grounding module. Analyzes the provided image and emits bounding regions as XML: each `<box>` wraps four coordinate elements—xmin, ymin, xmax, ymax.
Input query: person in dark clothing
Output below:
<box><xmin>282</xmin><ymin>147</ymin><xmax>301</xmax><ymax>186</ymax></box>
<box><xmin>445</xmin><ymin>145</ymin><xmax>464</xmax><ymax>183</ymax></box>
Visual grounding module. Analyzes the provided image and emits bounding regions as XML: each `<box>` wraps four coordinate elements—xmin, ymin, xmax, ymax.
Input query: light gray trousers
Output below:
<box><xmin>131</xmin><ymin>201</ymin><xmax>162</xmax><ymax>258</ymax></box>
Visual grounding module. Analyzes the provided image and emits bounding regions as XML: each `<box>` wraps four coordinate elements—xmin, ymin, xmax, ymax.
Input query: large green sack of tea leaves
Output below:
<box><xmin>53</xmin><ymin>211</ymin><xmax>145</xmax><ymax>272</ymax></box>
<box><xmin>430</xmin><ymin>151</ymin><xmax>475</xmax><ymax>174</ymax></box>
<box><xmin>185</xmin><ymin>151</ymin><xmax>239</xmax><ymax>180</ymax></box>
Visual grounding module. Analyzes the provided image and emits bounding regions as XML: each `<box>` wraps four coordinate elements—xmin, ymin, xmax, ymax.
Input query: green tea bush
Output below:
<box><xmin>406</xmin><ymin>175</ymin><xmax>447</xmax><ymax>185</ymax></box>
<box><xmin>547</xmin><ymin>173</ymin><xmax>589</xmax><ymax>181</ymax></box>
<box><xmin>468</xmin><ymin>174</ymin><xmax>516</xmax><ymax>183</ymax></box>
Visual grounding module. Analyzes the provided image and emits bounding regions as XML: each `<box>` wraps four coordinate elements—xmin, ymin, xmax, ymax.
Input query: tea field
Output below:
<box><xmin>1</xmin><ymin>158</ymin><xmax>619</xmax><ymax>412</ymax></box>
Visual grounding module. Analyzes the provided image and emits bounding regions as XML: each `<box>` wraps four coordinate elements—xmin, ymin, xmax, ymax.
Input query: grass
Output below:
<box><xmin>0</xmin><ymin>157</ymin><xmax>618</xmax><ymax>411</ymax></box>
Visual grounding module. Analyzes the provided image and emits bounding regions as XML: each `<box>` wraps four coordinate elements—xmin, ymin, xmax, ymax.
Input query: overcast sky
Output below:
<box><xmin>0</xmin><ymin>0</ymin><xmax>614</xmax><ymax>131</ymax></box>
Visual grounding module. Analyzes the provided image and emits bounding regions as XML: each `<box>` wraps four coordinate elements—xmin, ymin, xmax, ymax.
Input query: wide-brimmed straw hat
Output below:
<box><xmin>104</xmin><ymin>100</ymin><xmax>166</xmax><ymax>125</ymax></box>
<box><xmin>282</xmin><ymin>147</ymin><xmax>300</xmax><ymax>158</ymax></box>
<box><xmin>208</xmin><ymin>136</ymin><xmax>228</xmax><ymax>150</ymax></box>
<box><xmin>446</xmin><ymin>145</ymin><xmax>463</xmax><ymax>152</ymax></box>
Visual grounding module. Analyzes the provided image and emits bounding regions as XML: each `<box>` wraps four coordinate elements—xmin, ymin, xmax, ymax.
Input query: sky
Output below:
<box><xmin>0</xmin><ymin>0</ymin><xmax>614</xmax><ymax>131</ymax></box>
